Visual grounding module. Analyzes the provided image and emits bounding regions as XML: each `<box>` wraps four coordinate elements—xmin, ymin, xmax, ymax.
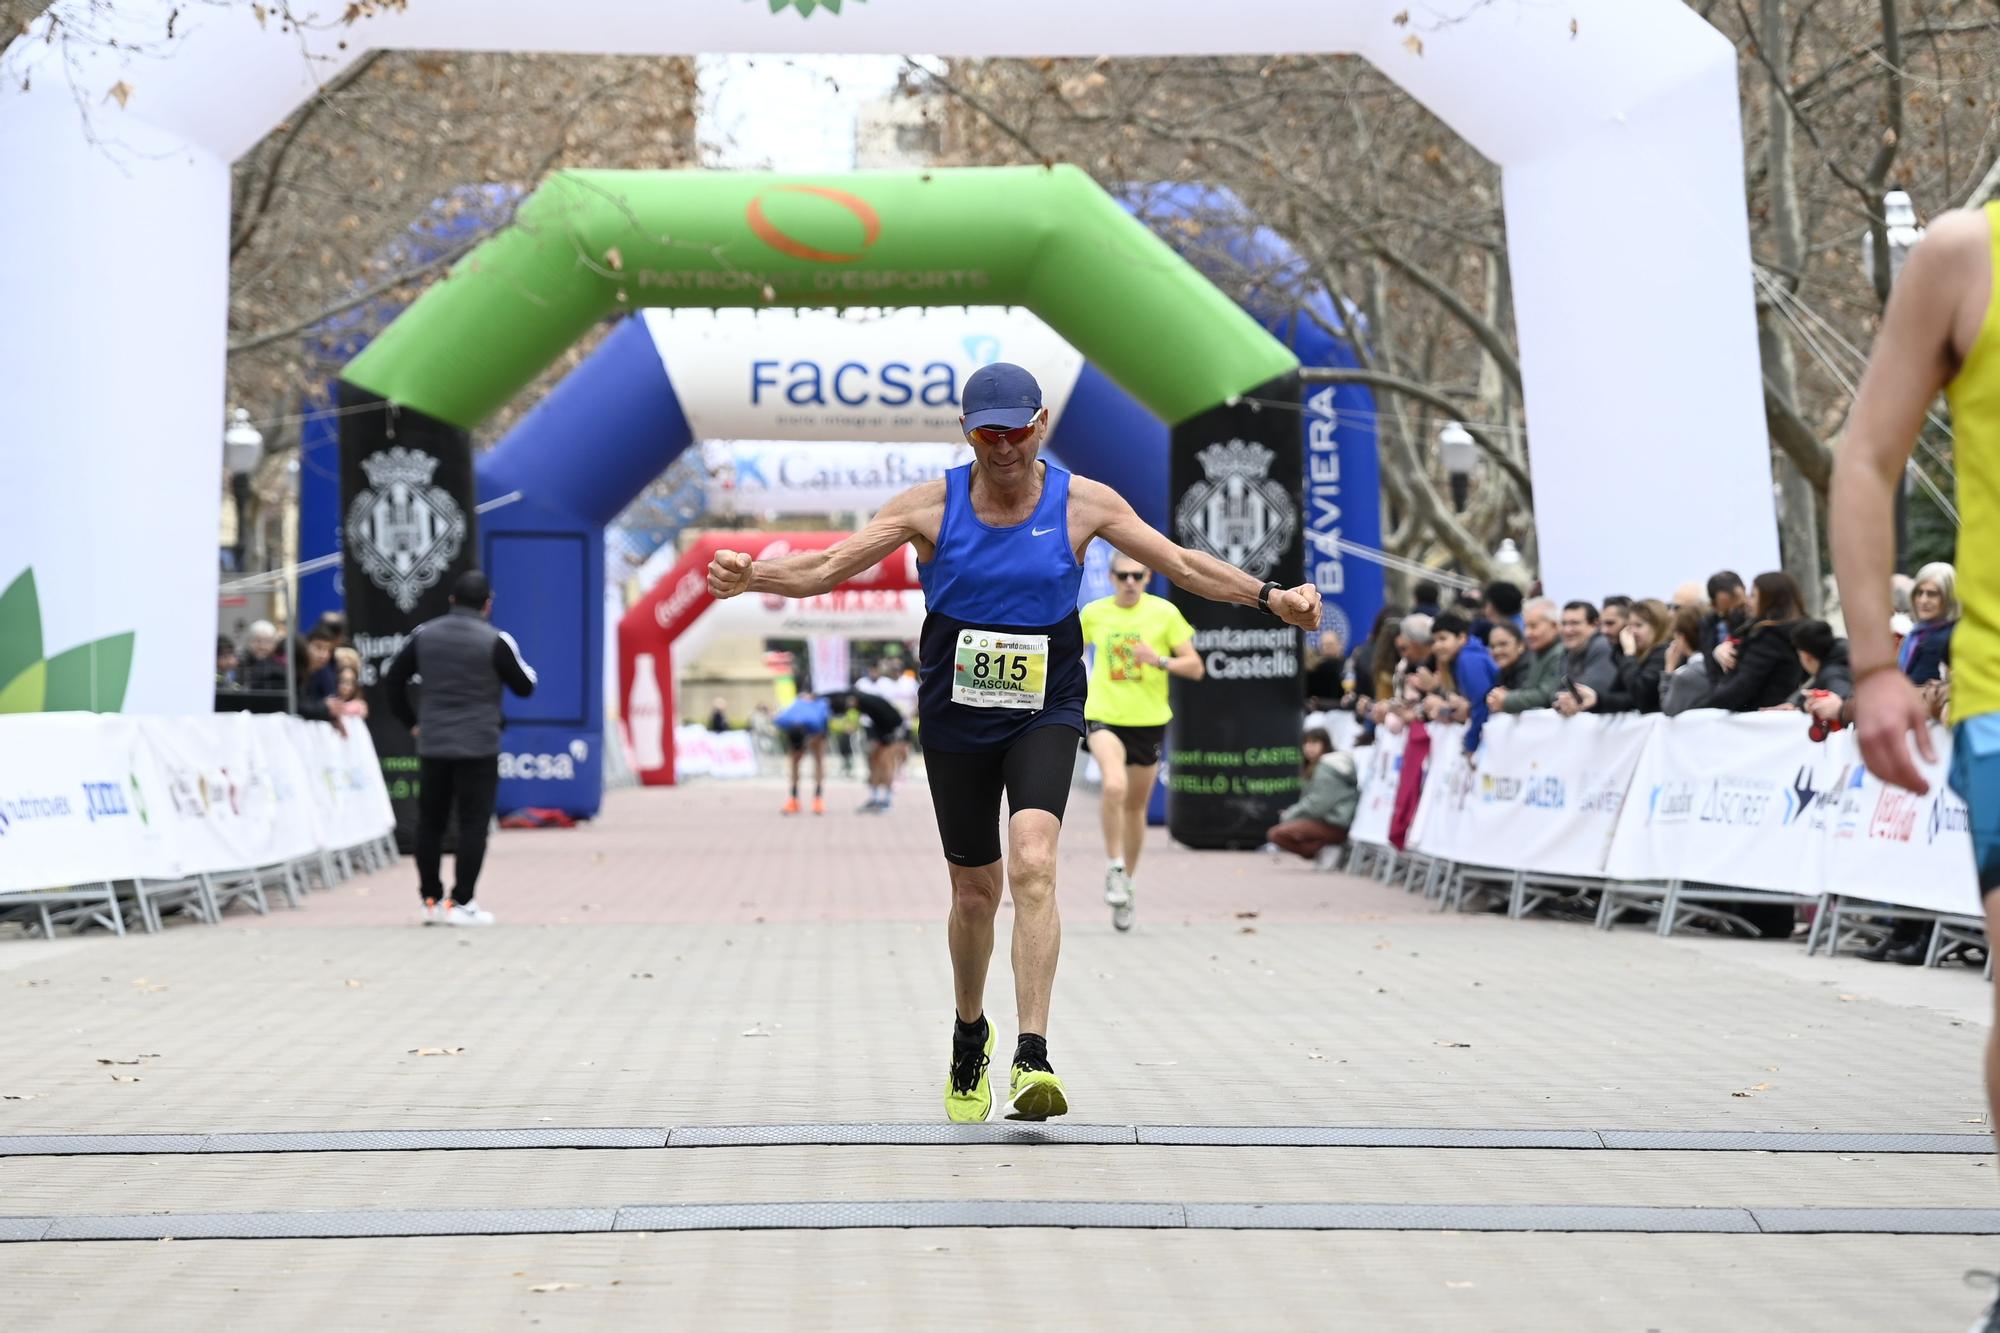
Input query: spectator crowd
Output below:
<box><xmin>214</xmin><ymin>611</ymin><xmax>370</xmax><ymax>733</ymax></box>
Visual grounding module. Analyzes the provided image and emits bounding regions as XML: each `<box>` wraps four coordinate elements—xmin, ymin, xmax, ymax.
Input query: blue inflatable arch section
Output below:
<box><xmin>301</xmin><ymin>188</ymin><xmax>1383</xmax><ymax>819</ymax></box>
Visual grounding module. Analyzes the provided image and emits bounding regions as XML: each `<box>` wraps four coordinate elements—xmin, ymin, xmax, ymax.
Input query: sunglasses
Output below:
<box><xmin>1114</xmin><ymin>571</ymin><xmax>1147</xmax><ymax>583</ymax></box>
<box><xmin>968</xmin><ymin>422</ymin><xmax>1038</xmax><ymax>447</ymax></box>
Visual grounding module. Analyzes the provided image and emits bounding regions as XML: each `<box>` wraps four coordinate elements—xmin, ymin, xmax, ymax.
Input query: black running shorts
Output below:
<box><xmin>925</xmin><ymin>724</ymin><xmax>1081</xmax><ymax>867</ymax></box>
<box><xmin>1084</xmin><ymin>720</ymin><xmax>1165</xmax><ymax>768</ymax></box>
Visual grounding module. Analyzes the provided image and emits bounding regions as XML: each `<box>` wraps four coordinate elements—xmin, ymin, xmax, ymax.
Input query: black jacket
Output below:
<box><xmin>1702</xmin><ymin>606</ymin><xmax>1749</xmax><ymax>686</ymax></box>
<box><xmin>1592</xmin><ymin>644</ymin><xmax>1668</xmax><ymax>714</ymax></box>
<box><xmin>1793</xmin><ymin>639</ymin><xmax>1854</xmax><ymax>704</ymax></box>
<box><xmin>1900</xmin><ymin>620</ymin><xmax>1955</xmax><ymax>685</ymax></box>
<box><xmin>382</xmin><ymin>606</ymin><xmax>538</xmax><ymax>759</ymax></box>
<box><xmin>1706</xmin><ymin>619</ymin><xmax>1807</xmax><ymax>713</ymax></box>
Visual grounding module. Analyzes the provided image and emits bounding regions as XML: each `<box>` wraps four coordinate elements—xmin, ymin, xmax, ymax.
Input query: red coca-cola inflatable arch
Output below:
<box><xmin>617</xmin><ymin>532</ymin><xmax>921</xmax><ymax>785</ymax></box>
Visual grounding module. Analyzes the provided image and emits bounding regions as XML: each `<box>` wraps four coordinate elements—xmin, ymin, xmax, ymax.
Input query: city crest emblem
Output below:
<box><xmin>345</xmin><ymin>447</ymin><xmax>466</xmax><ymax>613</ymax></box>
<box><xmin>1174</xmin><ymin>439</ymin><xmax>1296</xmax><ymax>580</ymax></box>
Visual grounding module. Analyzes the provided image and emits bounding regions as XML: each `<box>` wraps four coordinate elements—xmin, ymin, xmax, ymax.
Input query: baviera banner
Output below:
<box><xmin>1165</xmin><ymin>372</ymin><xmax>1307</xmax><ymax>849</ymax></box>
<box><xmin>337</xmin><ymin>384</ymin><xmax>480</xmax><ymax>850</ymax></box>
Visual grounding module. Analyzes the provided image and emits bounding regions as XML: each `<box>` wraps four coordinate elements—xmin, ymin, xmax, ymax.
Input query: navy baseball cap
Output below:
<box><xmin>961</xmin><ymin>362</ymin><xmax>1044</xmax><ymax>431</ymax></box>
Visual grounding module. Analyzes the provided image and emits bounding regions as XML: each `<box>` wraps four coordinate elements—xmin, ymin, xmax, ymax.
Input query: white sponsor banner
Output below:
<box><xmin>1415</xmin><ymin>713</ymin><xmax>1652</xmax><ymax>877</ymax></box>
<box><xmin>706</xmin><ymin>440</ymin><xmax>972</xmax><ymax>516</ymax></box>
<box><xmin>1347</xmin><ymin>729</ymin><xmax>1404</xmax><ymax>848</ymax></box>
<box><xmin>0</xmin><ymin>713</ymin><xmax>177</xmax><ymax>891</ymax></box>
<box><xmin>673</xmin><ymin>726</ymin><xmax>760</xmax><ymax>782</ymax></box>
<box><xmin>0</xmin><ymin>714</ymin><xmax>393</xmax><ymax>894</ymax></box>
<box><xmin>644</xmin><ymin>306</ymin><xmax>1086</xmax><ymax>442</ymax></box>
<box><xmin>1303</xmin><ymin>710</ymin><xmax>1364</xmax><ymax>753</ymax></box>
<box><xmin>1820</xmin><ymin>726</ymin><xmax>1978</xmax><ymax>916</ymax></box>
<box><xmin>1400</xmin><ymin>722</ymin><xmax>1465</xmax><ymax>854</ymax></box>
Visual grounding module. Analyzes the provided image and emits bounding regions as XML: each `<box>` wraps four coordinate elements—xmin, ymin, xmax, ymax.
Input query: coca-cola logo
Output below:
<box><xmin>655</xmin><ymin>569</ymin><xmax>708</xmax><ymax>630</ymax></box>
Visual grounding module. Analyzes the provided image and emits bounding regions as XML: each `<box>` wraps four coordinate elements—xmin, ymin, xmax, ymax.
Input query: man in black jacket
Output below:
<box><xmin>1701</xmin><ymin>570</ymin><xmax>1749</xmax><ymax>685</ymax></box>
<box><xmin>382</xmin><ymin>571</ymin><xmax>538</xmax><ymax>926</ymax></box>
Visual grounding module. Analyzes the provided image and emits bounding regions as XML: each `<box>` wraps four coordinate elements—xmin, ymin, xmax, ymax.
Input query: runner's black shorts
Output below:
<box><xmin>1084</xmin><ymin>720</ymin><xmax>1166</xmax><ymax>768</ymax></box>
<box><xmin>784</xmin><ymin>727</ymin><xmax>824</xmax><ymax>755</ymax></box>
<box><xmin>865</xmin><ymin>722</ymin><xmax>909</xmax><ymax>747</ymax></box>
<box><xmin>925</xmin><ymin>724</ymin><xmax>1081</xmax><ymax>867</ymax></box>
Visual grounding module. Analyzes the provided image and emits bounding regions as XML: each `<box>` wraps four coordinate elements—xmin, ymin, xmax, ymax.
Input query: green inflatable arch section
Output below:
<box><xmin>340</xmin><ymin>165</ymin><xmax>1298</xmax><ymax>427</ymax></box>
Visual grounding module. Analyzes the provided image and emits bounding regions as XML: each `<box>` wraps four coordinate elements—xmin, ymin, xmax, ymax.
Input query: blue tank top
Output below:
<box><xmin>917</xmin><ymin>462</ymin><xmax>1087</xmax><ymax>751</ymax></box>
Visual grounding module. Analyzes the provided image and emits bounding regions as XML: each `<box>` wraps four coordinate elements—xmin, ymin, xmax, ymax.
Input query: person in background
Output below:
<box><xmin>843</xmin><ymin>687</ymin><xmax>907</xmax><ymax>812</ymax></box>
<box><xmin>1790</xmin><ymin>619</ymin><xmax>1855</xmax><ymax>710</ymax></box>
<box><xmin>216</xmin><ymin>636</ymin><xmax>242</xmax><ymax>692</ymax></box>
<box><xmin>381</xmin><ymin>569</ymin><xmax>539</xmax><ymax>927</ymax></box>
<box><xmin>1670</xmin><ymin>581</ymin><xmax>1706</xmax><ymax>615</ymax></box>
<box><xmin>1346</xmin><ymin>605</ymin><xmax>1401</xmax><ymax>705</ymax></box>
<box><xmin>301</xmin><ymin>625</ymin><xmax>340</xmax><ymax>703</ymax></box>
<box><xmin>1475</xmin><ymin>580</ymin><xmax>1524</xmax><ymax>645</ymax></box>
<box><xmin>331</xmin><ymin>663</ymin><xmax>368</xmax><ymax>724</ymax></box>
<box><xmin>829</xmin><ymin>699</ymin><xmax>861</xmax><ymax>779</ymax></box>
<box><xmin>708</xmin><ymin>696</ymin><xmax>730</xmax><ymax>733</ymax></box>
<box><xmin>1410</xmin><ymin>579</ymin><xmax>1442</xmax><ymax>619</ymax></box>
<box><xmin>1425</xmin><ymin>610</ymin><xmax>1499</xmax><ymax>756</ymax></box>
<box><xmin>773</xmin><ymin>690</ymin><xmax>831</xmax><ymax>816</ymax></box>
<box><xmin>1486</xmin><ymin>620</ymin><xmax>1527</xmax><ymax>690</ymax></box>
<box><xmin>1702</xmin><ymin>570</ymin><xmax>1750</xmax><ymax>688</ymax></box>
<box><xmin>1661</xmin><ymin>604</ymin><xmax>1714</xmax><ymax>715</ymax></box>
<box><xmin>1901</xmin><ymin>561</ymin><xmax>1959</xmax><ymax>685</ymax></box>
<box><xmin>1264</xmin><ymin>727</ymin><xmax>1358</xmax><ymax>863</ymax></box>
<box><xmin>1488</xmin><ymin>598</ymin><xmax>1565</xmax><ymax>714</ymax></box>
<box><xmin>1705</xmin><ymin>570</ymin><xmax>1809</xmax><ymax>712</ymax></box>
<box><xmin>1368</xmin><ymin>610</ymin><xmax>1408</xmax><ymax>704</ymax></box>
<box><xmin>1554</xmin><ymin>601</ymin><xmax>1619</xmax><ymax>707</ymax></box>
<box><xmin>1599</xmin><ymin>596</ymin><xmax>1634</xmax><ymax>656</ymax></box>
<box><xmin>1303</xmin><ymin>630</ymin><xmax>1346</xmax><ymax>711</ymax></box>
<box><xmin>1571</xmin><ymin>598</ymin><xmax>1670</xmax><ymax>715</ymax></box>
<box><xmin>241</xmin><ymin>619</ymin><xmax>289</xmax><ymax>693</ymax></box>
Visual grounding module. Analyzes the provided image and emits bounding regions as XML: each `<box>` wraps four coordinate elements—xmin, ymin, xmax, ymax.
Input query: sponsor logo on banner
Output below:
<box><xmin>745</xmin><ymin>185</ymin><xmax>880</xmax><ymax>263</ymax></box>
<box><xmin>345</xmin><ymin>448</ymin><xmax>467</xmax><ymax>613</ymax></box>
<box><xmin>1929</xmin><ymin>794</ymin><xmax>1971</xmax><ymax>844</ymax></box>
<box><xmin>655</xmin><ymin>570</ymin><xmax>710</xmax><ymax>631</ymax></box>
<box><xmin>0</xmin><ymin>792</ymin><xmax>75</xmax><ymax>834</ymax></box>
<box><xmin>0</xmin><ymin>567</ymin><xmax>135</xmax><ymax>713</ymax></box>
<box><xmin>1648</xmin><ymin>779</ymin><xmax>1698</xmax><ymax>825</ymax></box>
<box><xmin>499</xmin><ymin>740</ymin><xmax>589</xmax><ymax>783</ymax></box>
<box><xmin>82</xmin><ymin>780</ymin><xmax>131</xmax><ymax>822</ymax></box>
<box><xmin>1175</xmin><ymin>440</ymin><xmax>1297</xmax><ymax>579</ymax></box>
<box><xmin>1698</xmin><ymin>777</ymin><xmax>1778</xmax><ymax>827</ymax></box>
<box><xmin>1870</xmin><ymin>787</ymin><xmax>1919</xmax><ymax>843</ymax></box>
<box><xmin>1302</xmin><ymin>385</ymin><xmax>1351</xmax><ymax>646</ymax></box>
<box><xmin>1834</xmin><ymin>764</ymin><xmax>1871</xmax><ymax>839</ymax></box>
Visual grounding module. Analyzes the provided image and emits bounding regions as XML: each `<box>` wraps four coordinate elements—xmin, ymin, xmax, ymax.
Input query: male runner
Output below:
<box><xmin>843</xmin><ymin>686</ymin><xmax>908</xmax><ymax>812</ymax></box>
<box><xmin>1079</xmin><ymin>552</ymin><xmax>1202</xmax><ymax>932</ymax></box>
<box><xmin>709</xmin><ymin>362</ymin><xmax>1321</xmax><ymax>1122</ymax></box>
<box><xmin>1830</xmin><ymin>200</ymin><xmax>1998</xmax><ymax>1328</ymax></box>
<box><xmin>771</xmin><ymin>690</ymin><xmax>829</xmax><ymax>816</ymax></box>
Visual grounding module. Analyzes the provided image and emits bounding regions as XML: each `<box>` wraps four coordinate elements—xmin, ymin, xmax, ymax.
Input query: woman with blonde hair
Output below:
<box><xmin>1899</xmin><ymin>560</ymin><xmax>1958</xmax><ymax>685</ymax></box>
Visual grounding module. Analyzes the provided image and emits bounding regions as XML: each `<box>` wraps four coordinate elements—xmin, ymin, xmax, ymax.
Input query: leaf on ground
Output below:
<box><xmin>3</xmin><ymin>1094</ymin><xmax>33</xmax><ymax>1100</ymax></box>
<box><xmin>741</xmin><ymin>1026</ymin><xmax>771</xmax><ymax>1038</ymax></box>
<box><xmin>1731</xmin><ymin>1091</ymin><xmax>1751</xmax><ymax>1098</ymax></box>
<box><xmin>528</xmin><ymin>1282</ymin><xmax>585</xmax><ymax>1293</ymax></box>
<box><xmin>1446</xmin><ymin>1281</ymin><xmax>1475</xmax><ymax>1290</ymax></box>
<box><xmin>344</xmin><ymin>979</ymin><xmax>364</xmax><ymax>988</ymax></box>
<box><xmin>1433</xmin><ymin>1041</ymin><xmax>1471</xmax><ymax>1049</ymax></box>
<box><xmin>1237</xmin><ymin>926</ymin><xmax>1257</xmax><ymax>935</ymax></box>
<box><xmin>1133</xmin><ymin>1061</ymin><xmax>1178</xmax><ymax>1067</ymax></box>
<box><xmin>96</xmin><ymin>1058</ymin><xmax>141</xmax><ymax>1066</ymax></box>
<box><xmin>1749</xmin><ymin>1082</ymin><xmax>1772</xmax><ymax>1092</ymax></box>
<box><xmin>408</xmin><ymin>1047</ymin><xmax>465</xmax><ymax>1057</ymax></box>
<box><xmin>1307</xmin><ymin>1051</ymin><xmax>1326</xmax><ymax>1061</ymax></box>
<box><xmin>1234</xmin><ymin>911</ymin><xmax>1259</xmax><ymax>919</ymax></box>
<box><xmin>1837</xmin><ymin>994</ymin><xmax>1857</xmax><ymax>1002</ymax></box>
<box><xmin>110</xmin><ymin>1074</ymin><xmax>141</xmax><ymax>1083</ymax></box>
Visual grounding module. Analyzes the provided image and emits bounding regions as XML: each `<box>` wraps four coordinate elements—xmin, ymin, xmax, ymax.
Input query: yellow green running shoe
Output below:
<box><xmin>1005</xmin><ymin>1062</ymin><xmax>1069</xmax><ymax>1121</ymax></box>
<box><xmin>945</xmin><ymin>1017</ymin><xmax>996</xmax><ymax>1123</ymax></box>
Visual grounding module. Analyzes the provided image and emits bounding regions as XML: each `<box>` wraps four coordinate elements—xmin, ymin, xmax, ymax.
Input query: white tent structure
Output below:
<box><xmin>0</xmin><ymin>0</ymin><xmax>1775</xmax><ymax>714</ymax></box>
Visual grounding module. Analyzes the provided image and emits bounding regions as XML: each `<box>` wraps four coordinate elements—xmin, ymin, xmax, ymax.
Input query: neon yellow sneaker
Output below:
<box><xmin>1005</xmin><ymin>1063</ymin><xmax>1069</xmax><ymax>1121</ymax></box>
<box><xmin>944</xmin><ymin>1018</ymin><xmax>996</xmax><ymax>1123</ymax></box>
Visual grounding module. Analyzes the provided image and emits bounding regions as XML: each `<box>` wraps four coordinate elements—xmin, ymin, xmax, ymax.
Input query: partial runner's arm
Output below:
<box><xmin>1831</xmin><ymin>210</ymin><xmax>1985</xmax><ymax>791</ymax></box>
<box><xmin>709</xmin><ymin>482</ymin><xmax>944</xmax><ymax>600</ymax></box>
<box><xmin>1074</xmin><ymin>477</ymin><xmax>1322</xmax><ymax>631</ymax></box>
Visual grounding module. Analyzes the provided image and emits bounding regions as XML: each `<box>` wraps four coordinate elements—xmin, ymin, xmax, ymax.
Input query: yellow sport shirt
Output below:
<box><xmin>1947</xmin><ymin>202</ymin><xmax>2000</xmax><ymax>722</ymax></box>
<box><xmin>1080</xmin><ymin>593</ymin><xmax>1197</xmax><ymax>727</ymax></box>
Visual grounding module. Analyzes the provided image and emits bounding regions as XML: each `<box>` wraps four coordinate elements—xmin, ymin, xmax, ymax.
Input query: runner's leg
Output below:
<box><xmin>928</xmin><ymin>747</ymin><xmax>1008</xmax><ymax>1023</ymax></box>
<box><xmin>1121</xmin><ymin>761</ymin><xmax>1159</xmax><ymax>877</ymax></box>
<box><xmin>1002</xmin><ymin>726</ymin><xmax>1079</xmax><ymax>1037</ymax></box>
<box><xmin>1085</xmin><ymin>728</ymin><xmax>1129</xmax><ymax>864</ymax></box>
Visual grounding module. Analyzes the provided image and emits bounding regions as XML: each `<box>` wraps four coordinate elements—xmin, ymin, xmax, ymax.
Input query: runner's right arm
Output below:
<box><xmin>708</xmin><ymin>482</ymin><xmax>945</xmax><ymax>600</ymax></box>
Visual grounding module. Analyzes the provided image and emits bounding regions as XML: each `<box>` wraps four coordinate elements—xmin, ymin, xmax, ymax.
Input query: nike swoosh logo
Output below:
<box><xmin>1031</xmin><ymin>526</ymin><xmax>1058</xmax><ymax>537</ymax></box>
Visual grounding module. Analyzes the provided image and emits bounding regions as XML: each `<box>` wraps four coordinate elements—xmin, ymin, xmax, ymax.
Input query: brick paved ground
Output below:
<box><xmin>4</xmin><ymin>775</ymin><xmax>1999</xmax><ymax>1329</ymax></box>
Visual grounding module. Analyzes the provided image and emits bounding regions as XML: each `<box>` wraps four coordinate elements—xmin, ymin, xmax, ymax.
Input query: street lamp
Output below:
<box><xmin>1437</xmin><ymin>421</ymin><xmax>1477</xmax><ymax>512</ymax></box>
<box><xmin>1491</xmin><ymin>537</ymin><xmax>1526</xmax><ymax>586</ymax></box>
<box><xmin>1860</xmin><ymin>191</ymin><xmax>1925</xmax><ymax>569</ymax></box>
<box><xmin>223</xmin><ymin>408</ymin><xmax>264</xmax><ymax>573</ymax></box>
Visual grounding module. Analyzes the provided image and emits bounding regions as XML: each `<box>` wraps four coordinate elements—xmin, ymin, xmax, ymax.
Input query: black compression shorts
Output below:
<box><xmin>925</xmin><ymin>725</ymin><xmax>1081</xmax><ymax>867</ymax></box>
<box><xmin>1084</xmin><ymin>721</ymin><xmax>1165</xmax><ymax>768</ymax></box>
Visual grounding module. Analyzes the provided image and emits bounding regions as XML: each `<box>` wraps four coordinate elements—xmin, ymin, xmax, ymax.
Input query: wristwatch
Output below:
<box><xmin>1258</xmin><ymin>581</ymin><xmax>1282</xmax><ymax>616</ymax></box>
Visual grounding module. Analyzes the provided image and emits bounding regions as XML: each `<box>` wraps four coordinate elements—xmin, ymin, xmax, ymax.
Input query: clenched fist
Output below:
<box><xmin>708</xmin><ymin>549</ymin><xmax>753</xmax><ymax>599</ymax></box>
<box><xmin>1268</xmin><ymin>583</ymin><xmax>1322</xmax><ymax>632</ymax></box>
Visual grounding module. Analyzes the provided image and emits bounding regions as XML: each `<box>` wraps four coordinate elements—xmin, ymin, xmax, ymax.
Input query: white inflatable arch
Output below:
<box><xmin>0</xmin><ymin>0</ymin><xmax>1775</xmax><ymax>713</ymax></box>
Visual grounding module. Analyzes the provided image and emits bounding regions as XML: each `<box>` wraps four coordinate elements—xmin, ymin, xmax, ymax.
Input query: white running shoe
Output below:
<box><xmin>420</xmin><ymin>898</ymin><xmax>441</xmax><ymax>926</ymax></box>
<box><xmin>443</xmin><ymin>902</ymin><xmax>496</xmax><ymax>927</ymax></box>
<box><xmin>1112</xmin><ymin>897</ymin><xmax>1135</xmax><ymax>933</ymax></box>
<box><xmin>1103</xmin><ymin>866</ymin><xmax>1131</xmax><ymax>907</ymax></box>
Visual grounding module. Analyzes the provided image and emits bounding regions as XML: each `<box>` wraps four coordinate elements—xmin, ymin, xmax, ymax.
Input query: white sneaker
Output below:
<box><xmin>1103</xmin><ymin>866</ymin><xmax>1131</xmax><ymax>907</ymax></box>
<box><xmin>443</xmin><ymin>902</ymin><xmax>496</xmax><ymax>927</ymax></box>
<box><xmin>420</xmin><ymin>898</ymin><xmax>441</xmax><ymax>926</ymax></box>
<box><xmin>1314</xmin><ymin>845</ymin><xmax>1345</xmax><ymax>871</ymax></box>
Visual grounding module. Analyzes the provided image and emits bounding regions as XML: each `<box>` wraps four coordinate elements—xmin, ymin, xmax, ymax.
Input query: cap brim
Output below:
<box><xmin>963</xmin><ymin>406</ymin><xmax>1040</xmax><ymax>431</ymax></box>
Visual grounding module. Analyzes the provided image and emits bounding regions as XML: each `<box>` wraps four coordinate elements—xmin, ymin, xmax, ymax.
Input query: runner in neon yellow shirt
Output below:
<box><xmin>1080</xmin><ymin>552</ymin><xmax>1202</xmax><ymax>931</ymax></box>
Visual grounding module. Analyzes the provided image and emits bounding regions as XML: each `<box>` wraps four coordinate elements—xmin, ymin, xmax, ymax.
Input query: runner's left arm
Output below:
<box><xmin>1075</xmin><ymin>477</ymin><xmax>1321</xmax><ymax>631</ymax></box>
